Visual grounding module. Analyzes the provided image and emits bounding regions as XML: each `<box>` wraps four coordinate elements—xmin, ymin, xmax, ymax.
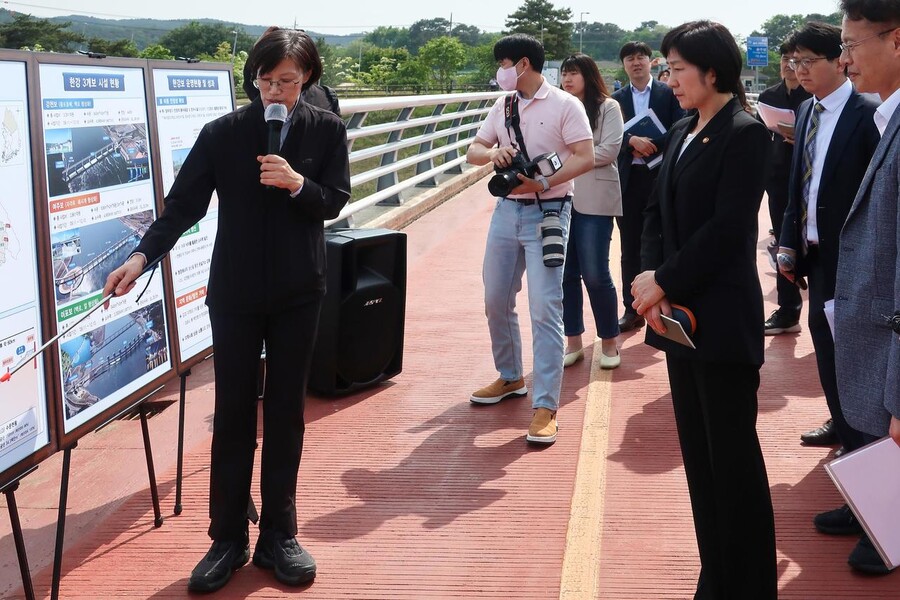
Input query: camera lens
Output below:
<box><xmin>488</xmin><ymin>171</ymin><xmax>520</xmax><ymax>197</ymax></box>
<box><xmin>540</xmin><ymin>210</ymin><xmax>564</xmax><ymax>267</ymax></box>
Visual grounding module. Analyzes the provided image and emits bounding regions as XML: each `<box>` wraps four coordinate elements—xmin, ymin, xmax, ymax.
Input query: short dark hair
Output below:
<box><xmin>619</xmin><ymin>41</ymin><xmax>653</xmax><ymax>62</ymax></box>
<box><xmin>793</xmin><ymin>22</ymin><xmax>843</xmax><ymax>61</ymax></box>
<box><xmin>841</xmin><ymin>0</ymin><xmax>900</xmax><ymax>24</ymax></box>
<box><xmin>779</xmin><ymin>32</ymin><xmax>798</xmax><ymax>55</ymax></box>
<box><xmin>247</xmin><ymin>28</ymin><xmax>322</xmax><ymax>92</ymax></box>
<box><xmin>494</xmin><ymin>34</ymin><xmax>545</xmax><ymax>72</ymax></box>
<box><xmin>661</xmin><ymin>20</ymin><xmax>746</xmax><ymax>107</ymax></box>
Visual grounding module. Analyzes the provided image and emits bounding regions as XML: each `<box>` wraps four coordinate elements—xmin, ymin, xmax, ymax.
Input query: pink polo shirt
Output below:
<box><xmin>475</xmin><ymin>78</ymin><xmax>592</xmax><ymax>200</ymax></box>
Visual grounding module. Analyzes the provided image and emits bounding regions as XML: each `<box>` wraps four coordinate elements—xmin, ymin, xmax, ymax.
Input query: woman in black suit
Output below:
<box><xmin>630</xmin><ymin>21</ymin><xmax>777</xmax><ymax>599</ymax></box>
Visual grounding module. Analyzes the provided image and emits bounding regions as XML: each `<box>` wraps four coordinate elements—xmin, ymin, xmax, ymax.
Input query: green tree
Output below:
<box><xmin>364</xmin><ymin>26</ymin><xmax>410</xmax><ymax>49</ymax></box>
<box><xmin>504</xmin><ymin>0</ymin><xmax>574</xmax><ymax>59</ymax></box>
<box><xmin>751</xmin><ymin>14</ymin><xmax>805</xmax><ymax>49</ymax></box>
<box><xmin>408</xmin><ymin>18</ymin><xmax>452</xmax><ymax>54</ymax></box>
<box><xmin>159</xmin><ymin>22</ymin><xmax>253</xmax><ymax>61</ymax></box>
<box><xmin>630</xmin><ymin>22</ymin><xmax>671</xmax><ymax>52</ymax></box>
<box><xmin>418</xmin><ymin>36</ymin><xmax>467</xmax><ymax>92</ymax></box>
<box><xmin>581</xmin><ymin>22</ymin><xmax>627</xmax><ymax>60</ymax></box>
<box><xmin>449</xmin><ymin>23</ymin><xmax>482</xmax><ymax>47</ymax></box>
<box><xmin>87</xmin><ymin>37</ymin><xmax>139</xmax><ymax>58</ymax></box>
<box><xmin>139</xmin><ymin>44</ymin><xmax>175</xmax><ymax>60</ymax></box>
<box><xmin>0</xmin><ymin>13</ymin><xmax>84</xmax><ymax>52</ymax></box>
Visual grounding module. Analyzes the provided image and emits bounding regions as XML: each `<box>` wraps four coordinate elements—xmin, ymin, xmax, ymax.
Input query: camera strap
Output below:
<box><xmin>504</xmin><ymin>93</ymin><xmax>542</xmax><ymax>204</ymax></box>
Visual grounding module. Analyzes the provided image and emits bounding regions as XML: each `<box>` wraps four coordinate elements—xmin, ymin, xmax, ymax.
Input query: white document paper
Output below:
<box><xmin>824</xmin><ymin>298</ymin><xmax>835</xmax><ymax>339</ymax></box>
<box><xmin>756</xmin><ymin>102</ymin><xmax>796</xmax><ymax>134</ymax></box>
<box><xmin>659</xmin><ymin>314</ymin><xmax>696</xmax><ymax>349</ymax></box>
<box><xmin>825</xmin><ymin>437</ymin><xmax>900</xmax><ymax>569</ymax></box>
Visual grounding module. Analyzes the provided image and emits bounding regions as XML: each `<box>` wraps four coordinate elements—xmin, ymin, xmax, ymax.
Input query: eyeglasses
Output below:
<box><xmin>787</xmin><ymin>57</ymin><xmax>829</xmax><ymax>71</ymax></box>
<box><xmin>839</xmin><ymin>27</ymin><xmax>900</xmax><ymax>55</ymax></box>
<box><xmin>252</xmin><ymin>78</ymin><xmax>302</xmax><ymax>91</ymax></box>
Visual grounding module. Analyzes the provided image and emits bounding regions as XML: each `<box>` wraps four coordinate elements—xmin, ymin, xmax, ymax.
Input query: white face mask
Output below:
<box><xmin>496</xmin><ymin>60</ymin><xmax>524</xmax><ymax>91</ymax></box>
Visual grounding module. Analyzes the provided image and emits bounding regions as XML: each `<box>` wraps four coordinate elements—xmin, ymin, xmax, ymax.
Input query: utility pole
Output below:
<box><xmin>448</xmin><ymin>13</ymin><xmax>453</xmax><ymax>36</ymax></box>
<box><xmin>579</xmin><ymin>12</ymin><xmax>590</xmax><ymax>54</ymax></box>
<box><xmin>231</xmin><ymin>30</ymin><xmax>238</xmax><ymax>65</ymax></box>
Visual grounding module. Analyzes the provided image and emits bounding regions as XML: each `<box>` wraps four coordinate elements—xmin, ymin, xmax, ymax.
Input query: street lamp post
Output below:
<box><xmin>231</xmin><ymin>30</ymin><xmax>238</xmax><ymax>65</ymax></box>
<box><xmin>579</xmin><ymin>12</ymin><xmax>590</xmax><ymax>53</ymax></box>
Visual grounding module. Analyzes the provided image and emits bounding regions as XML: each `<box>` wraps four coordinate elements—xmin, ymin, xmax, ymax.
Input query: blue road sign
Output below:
<box><xmin>747</xmin><ymin>37</ymin><xmax>769</xmax><ymax>67</ymax></box>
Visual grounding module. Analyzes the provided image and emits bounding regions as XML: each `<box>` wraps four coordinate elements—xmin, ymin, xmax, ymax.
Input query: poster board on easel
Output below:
<box><xmin>0</xmin><ymin>52</ymin><xmax>58</xmax><ymax>489</ymax></box>
<box><xmin>33</xmin><ymin>54</ymin><xmax>176</xmax><ymax>448</ymax></box>
<box><xmin>145</xmin><ymin>62</ymin><xmax>235</xmax><ymax>374</ymax></box>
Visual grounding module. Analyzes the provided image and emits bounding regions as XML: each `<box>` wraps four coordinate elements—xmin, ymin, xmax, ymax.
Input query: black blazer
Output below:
<box><xmin>134</xmin><ymin>97</ymin><xmax>351</xmax><ymax>313</ymax></box>
<box><xmin>641</xmin><ymin>98</ymin><xmax>770</xmax><ymax>365</ymax></box>
<box><xmin>612</xmin><ymin>80</ymin><xmax>685</xmax><ymax>191</ymax></box>
<box><xmin>779</xmin><ymin>89</ymin><xmax>879</xmax><ymax>297</ymax></box>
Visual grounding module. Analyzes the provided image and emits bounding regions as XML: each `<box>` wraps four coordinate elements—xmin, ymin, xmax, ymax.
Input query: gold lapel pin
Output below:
<box><xmin>702</xmin><ymin>137</ymin><xmax>710</xmax><ymax>144</ymax></box>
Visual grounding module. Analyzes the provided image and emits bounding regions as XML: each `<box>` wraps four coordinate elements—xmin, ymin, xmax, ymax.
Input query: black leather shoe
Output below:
<box><xmin>188</xmin><ymin>537</ymin><xmax>250</xmax><ymax>593</ymax></box>
<box><xmin>764</xmin><ymin>308</ymin><xmax>801</xmax><ymax>335</ymax></box>
<box><xmin>814</xmin><ymin>504</ymin><xmax>863</xmax><ymax>536</ymax></box>
<box><xmin>800</xmin><ymin>418</ymin><xmax>839</xmax><ymax>446</ymax></box>
<box><xmin>834</xmin><ymin>446</ymin><xmax>847</xmax><ymax>458</ymax></box>
<box><xmin>618</xmin><ymin>312</ymin><xmax>645</xmax><ymax>333</ymax></box>
<box><xmin>253</xmin><ymin>530</ymin><xmax>316</xmax><ymax>586</ymax></box>
<box><xmin>849</xmin><ymin>534</ymin><xmax>892</xmax><ymax>575</ymax></box>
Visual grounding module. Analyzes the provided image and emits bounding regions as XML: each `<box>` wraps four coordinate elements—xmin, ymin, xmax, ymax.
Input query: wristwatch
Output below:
<box><xmin>535</xmin><ymin>174</ymin><xmax>550</xmax><ymax>192</ymax></box>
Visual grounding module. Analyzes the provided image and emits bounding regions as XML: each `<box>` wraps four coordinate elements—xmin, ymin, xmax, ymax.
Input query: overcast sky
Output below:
<box><xmin>6</xmin><ymin>0</ymin><xmax>841</xmax><ymax>38</ymax></box>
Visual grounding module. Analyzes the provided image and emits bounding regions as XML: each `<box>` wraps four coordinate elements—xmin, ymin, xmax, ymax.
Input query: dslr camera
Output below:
<box><xmin>487</xmin><ymin>151</ymin><xmax>562</xmax><ymax>198</ymax></box>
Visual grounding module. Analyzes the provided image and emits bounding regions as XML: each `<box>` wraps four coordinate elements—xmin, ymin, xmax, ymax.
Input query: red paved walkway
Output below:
<box><xmin>2</xmin><ymin>178</ymin><xmax>898</xmax><ymax>598</ymax></box>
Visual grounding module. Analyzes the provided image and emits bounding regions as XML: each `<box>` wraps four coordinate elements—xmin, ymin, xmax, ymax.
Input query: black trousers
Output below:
<box><xmin>666</xmin><ymin>356</ymin><xmax>777</xmax><ymax>600</ymax></box>
<box><xmin>616</xmin><ymin>165</ymin><xmax>657</xmax><ymax>314</ymax></box>
<box><xmin>766</xmin><ymin>185</ymin><xmax>802</xmax><ymax>315</ymax></box>
<box><xmin>806</xmin><ymin>249</ymin><xmax>874</xmax><ymax>452</ymax></box>
<box><xmin>207</xmin><ymin>299</ymin><xmax>322</xmax><ymax>541</ymax></box>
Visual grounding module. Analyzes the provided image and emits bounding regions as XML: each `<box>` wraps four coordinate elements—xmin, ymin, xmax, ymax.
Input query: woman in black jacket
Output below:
<box><xmin>631</xmin><ymin>21</ymin><xmax>777</xmax><ymax>600</ymax></box>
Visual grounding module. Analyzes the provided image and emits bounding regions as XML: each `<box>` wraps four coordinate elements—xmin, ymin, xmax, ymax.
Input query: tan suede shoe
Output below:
<box><xmin>469</xmin><ymin>377</ymin><xmax>527</xmax><ymax>405</ymax></box>
<box><xmin>526</xmin><ymin>408</ymin><xmax>557</xmax><ymax>444</ymax></box>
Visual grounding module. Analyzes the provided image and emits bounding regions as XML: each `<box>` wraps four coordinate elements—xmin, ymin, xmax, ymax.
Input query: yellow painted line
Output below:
<box><xmin>559</xmin><ymin>227</ymin><xmax>621</xmax><ymax>599</ymax></box>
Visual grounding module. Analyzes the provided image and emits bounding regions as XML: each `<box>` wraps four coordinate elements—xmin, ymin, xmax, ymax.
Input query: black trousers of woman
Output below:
<box><xmin>666</xmin><ymin>356</ymin><xmax>777</xmax><ymax>600</ymax></box>
<box><xmin>207</xmin><ymin>299</ymin><xmax>322</xmax><ymax>541</ymax></box>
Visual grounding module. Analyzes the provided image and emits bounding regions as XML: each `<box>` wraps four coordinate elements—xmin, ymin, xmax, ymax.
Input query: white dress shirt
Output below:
<box><xmin>875</xmin><ymin>87</ymin><xmax>900</xmax><ymax>136</ymax></box>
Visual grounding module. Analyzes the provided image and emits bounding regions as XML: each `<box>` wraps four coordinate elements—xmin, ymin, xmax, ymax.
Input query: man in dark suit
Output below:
<box><xmin>758</xmin><ymin>33</ymin><xmax>811</xmax><ymax>335</ymax></box>
<box><xmin>777</xmin><ymin>21</ymin><xmax>880</xmax><ymax>513</ymax></box>
<box><xmin>832</xmin><ymin>0</ymin><xmax>900</xmax><ymax>575</ymax></box>
<box><xmin>104</xmin><ymin>30</ymin><xmax>350</xmax><ymax>592</ymax></box>
<box><xmin>612</xmin><ymin>41</ymin><xmax>685</xmax><ymax>332</ymax></box>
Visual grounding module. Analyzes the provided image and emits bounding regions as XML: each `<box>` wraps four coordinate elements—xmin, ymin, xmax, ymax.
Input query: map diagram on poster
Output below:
<box><xmin>39</xmin><ymin>63</ymin><xmax>172</xmax><ymax>434</ymax></box>
<box><xmin>152</xmin><ymin>68</ymin><xmax>233</xmax><ymax>364</ymax></box>
<box><xmin>0</xmin><ymin>60</ymin><xmax>50</xmax><ymax>481</ymax></box>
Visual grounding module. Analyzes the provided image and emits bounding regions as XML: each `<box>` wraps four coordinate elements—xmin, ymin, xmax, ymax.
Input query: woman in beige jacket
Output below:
<box><xmin>560</xmin><ymin>53</ymin><xmax>625</xmax><ymax>369</ymax></box>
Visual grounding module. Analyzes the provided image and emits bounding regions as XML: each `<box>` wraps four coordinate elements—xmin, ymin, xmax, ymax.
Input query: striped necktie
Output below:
<box><xmin>800</xmin><ymin>102</ymin><xmax>825</xmax><ymax>254</ymax></box>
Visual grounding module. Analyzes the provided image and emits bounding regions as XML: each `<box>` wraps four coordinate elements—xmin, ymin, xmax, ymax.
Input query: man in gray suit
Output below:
<box><xmin>832</xmin><ymin>0</ymin><xmax>900</xmax><ymax>576</ymax></box>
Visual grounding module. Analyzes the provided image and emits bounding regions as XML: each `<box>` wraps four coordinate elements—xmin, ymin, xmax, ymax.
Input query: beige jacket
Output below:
<box><xmin>572</xmin><ymin>97</ymin><xmax>624</xmax><ymax>216</ymax></box>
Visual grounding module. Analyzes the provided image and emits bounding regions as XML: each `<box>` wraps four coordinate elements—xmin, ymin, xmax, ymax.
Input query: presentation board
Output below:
<box><xmin>150</xmin><ymin>67</ymin><xmax>234</xmax><ymax>369</ymax></box>
<box><xmin>37</xmin><ymin>60</ymin><xmax>174</xmax><ymax>440</ymax></box>
<box><xmin>0</xmin><ymin>57</ymin><xmax>53</xmax><ymax>485</ymax></box>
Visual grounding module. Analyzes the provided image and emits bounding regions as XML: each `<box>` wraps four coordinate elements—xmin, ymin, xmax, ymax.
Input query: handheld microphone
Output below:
<box><xmin>264</xmin><ymin>103</ymin><xmax>288</xmax><ymax>156</ymax></box>
<box><xmin>776</xmin><ymin>252</ymin><xmax>808</xmax><ymax>290</ymax></box>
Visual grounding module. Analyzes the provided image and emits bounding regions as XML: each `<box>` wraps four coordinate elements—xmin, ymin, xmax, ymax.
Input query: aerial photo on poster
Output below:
<box><xmin>59</xmin><ymin>300</ymin><xmax>168</xmax><ymax>419</ymax></box>
<box><xmin>51</xmin><ymin>210</ymin><xmax>153</xmax><ymax>303</ymax></box>
<box><xmin>45</xmin><ymin>123</ymin><xmax>150</xmax><ymax>198</ymax></box>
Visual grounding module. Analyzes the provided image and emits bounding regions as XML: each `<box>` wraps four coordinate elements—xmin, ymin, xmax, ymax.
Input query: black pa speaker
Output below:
<box><xmin>308</xmin><ymin>228</ymin><xmax>407</xmax><ymax>395</ymax></box>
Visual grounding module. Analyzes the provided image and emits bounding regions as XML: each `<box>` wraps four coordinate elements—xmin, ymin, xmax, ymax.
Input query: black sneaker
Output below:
<box><xmin>187</xmin><ymin>537</ymin><xmax>250</xmax><ymax>593</ymax></box>
<box><xmin>764</xmin><ymin>309</ymin><xmax>801</xmax><ymax>335</ymax></box>
<box><xmin>849</xmin><ymin>534</ymin><xmax>892</xmax><ymax>575</ymax></box>
<box><xmin>253</xmin><ymin>530</ymin><xmax>316</xmax><ymax>586</ymax></box>
<box><xmin>814</xmin><ymin>504</ymin><xmax>863</xmax><ymax>536</ymax></box>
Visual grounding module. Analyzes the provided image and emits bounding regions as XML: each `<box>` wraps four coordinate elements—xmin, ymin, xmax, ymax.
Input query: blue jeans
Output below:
<box><xmin>483</xmin><ymin>198</ymin><xmax>571</xmax><ymax>411</ymax></box>
<box><xmin>562</xmin><ymin>209</ymin><xmax>620</xmax><ymax>340</ymax></box>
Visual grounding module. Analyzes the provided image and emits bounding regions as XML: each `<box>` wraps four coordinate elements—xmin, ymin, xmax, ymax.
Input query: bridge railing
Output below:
<box><xmin>327</xmin><ymin>91</ymin><xmax>760</xmax><ymax>227</ymax></box>
<box><xmin>327</xmin><ymin>91</ymin><xmax>503</xmax><ymax>227</ymax></box>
